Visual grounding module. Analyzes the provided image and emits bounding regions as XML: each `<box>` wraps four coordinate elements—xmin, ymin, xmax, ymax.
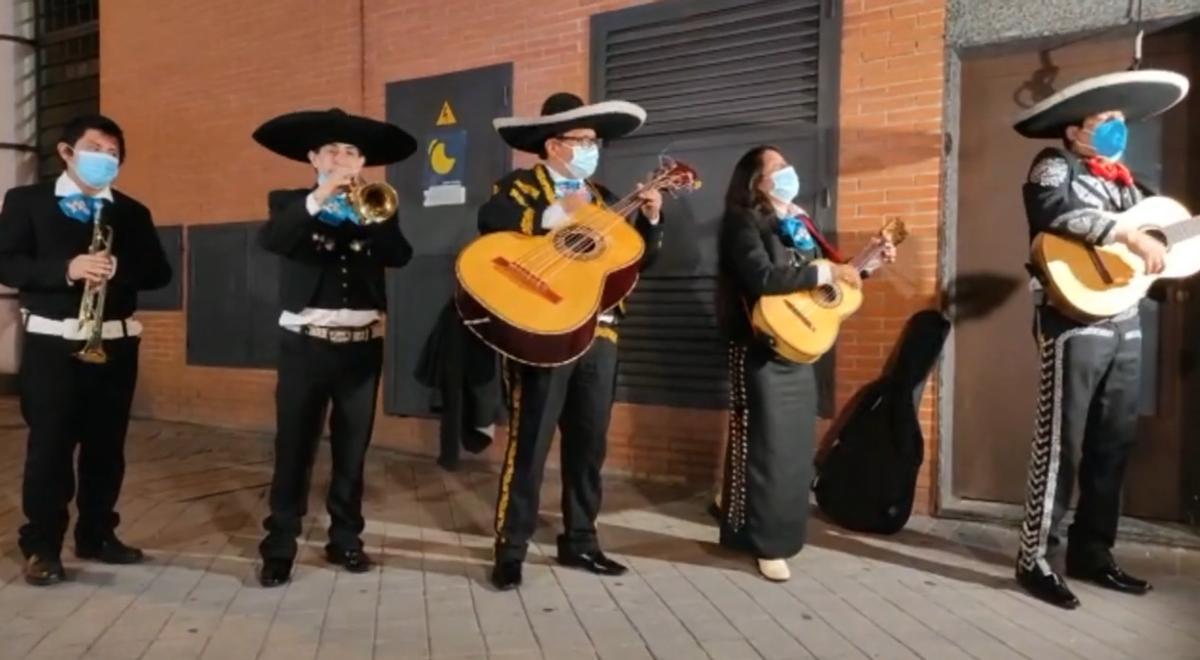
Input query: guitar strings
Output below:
<box><xmin>513</xmin><ymin>169</ymin><xmax>677</xmax><ymax>278</ymax></box>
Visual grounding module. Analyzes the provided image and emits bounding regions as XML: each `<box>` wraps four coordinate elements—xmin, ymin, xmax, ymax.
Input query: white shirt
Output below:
<box><xmin>277</xmin><ymin>191</ymin><xmax>381</xmax><ymax>329</ymax></box>
<box><xmin>55</xmin><ymin>171</ymin><xmax>114</xmax><ymax>202</ymax></box>
<box><xmin>56</xmin><ymin>172</ymin><xmax>118</xmax><ymax>281</ymax></box>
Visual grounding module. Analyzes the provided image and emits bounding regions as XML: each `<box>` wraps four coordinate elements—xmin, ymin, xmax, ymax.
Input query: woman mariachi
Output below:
<box><xmin>715</xmin><ymin>146</ymin><xmax>893</xmax><ymax>581</ymax></box>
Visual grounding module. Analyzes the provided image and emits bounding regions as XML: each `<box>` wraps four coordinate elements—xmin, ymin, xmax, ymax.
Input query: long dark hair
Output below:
<box><xmin>724</xmin><ymin>144</ymin><xmax>780</xmax><ymax>225</ymax></box>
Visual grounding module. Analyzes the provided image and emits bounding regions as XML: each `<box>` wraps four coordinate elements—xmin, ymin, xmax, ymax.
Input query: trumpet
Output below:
<box><xmin>75</xmin><ymin>207</ymin><xmax>113</xmax><ymax>364</ymax></box>
<box><xmin>346</xmin><ymin>176</ymin><xmax>398</xmax><ymax>224</ymax></box>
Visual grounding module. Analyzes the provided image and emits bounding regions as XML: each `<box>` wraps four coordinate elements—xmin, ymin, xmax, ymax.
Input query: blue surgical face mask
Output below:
<box><xmin>1088</xmin><ymin>118</ymin><xmax>1127</xmax><ymax>160</ymax></box>
<box><xmin>73</xmin><ymin>150</ymin><xmax>119</xmax><ymax>188</ymax></box>
<box><xmin>566</xmin><ymin>145</ymin><xmax>599</xmax><ymax>179</ymax></box>
<box><xmin>770</xmin><ymin>165</ymin><xmax>800</xmax><ymax>204</ymax></box>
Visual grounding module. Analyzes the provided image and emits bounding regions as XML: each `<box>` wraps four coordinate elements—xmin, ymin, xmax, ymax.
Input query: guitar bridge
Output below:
<box><xmin>783</xmin><ymin>299</ymin><xmax>816</xmax><ymax>330</ymax></box>
<box><xmin>492</xmin><ymin>257</ymin><xmax>563</xmax><ymax>304</ymax></box>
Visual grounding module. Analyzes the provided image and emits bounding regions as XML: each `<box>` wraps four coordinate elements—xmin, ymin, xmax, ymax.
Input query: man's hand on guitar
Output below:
<box><xmin>832</xmin><ymin>263</ymin><xmax>862</xmax><ymax>289</ymax></box>
<box><xmin>1116</xmin><ymin>227</ymin><xmax>1167</xmax><ymax>275</ymax></box>
<box><xmin>880</xmin><ymin>239</ymin><xmax>898</xmax><ymax>264</ymax></box>
<box><xmin>635</xmin><ymin>183</ymin><xmax>663</xmax><ymax>223</ymax></box>
<box><xmin>561</xmin><ymin>192</ymin><xmax>591</xmax><ymax>214</ymax></box>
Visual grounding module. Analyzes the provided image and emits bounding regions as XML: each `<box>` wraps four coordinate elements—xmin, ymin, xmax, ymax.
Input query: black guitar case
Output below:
<box><xmin>813</xmin><ymin>310</ymin><xmax>951</xmax><ymax>534</ymax></box>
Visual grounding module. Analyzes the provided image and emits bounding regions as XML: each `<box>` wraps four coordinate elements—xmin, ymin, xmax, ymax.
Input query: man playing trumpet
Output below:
<box><xmin>252</xmin><ymin>108</ymin><xmax>415</xmax><ymax>587</ymax></box>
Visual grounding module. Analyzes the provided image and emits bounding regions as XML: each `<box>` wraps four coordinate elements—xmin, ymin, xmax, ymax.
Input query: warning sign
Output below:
<box><xmin>436</xmin><ymin>101</ymin><xmax>457</xmax><ymax>126</ymax></box>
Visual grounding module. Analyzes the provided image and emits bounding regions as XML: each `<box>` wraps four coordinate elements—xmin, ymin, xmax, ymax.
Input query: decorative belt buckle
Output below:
<box><xmin>329</xmin><ymin>329</ymin><xmax>351</xmax><ymax>343</ymax></box>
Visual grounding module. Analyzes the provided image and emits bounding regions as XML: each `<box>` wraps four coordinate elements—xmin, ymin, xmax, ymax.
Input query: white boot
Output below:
<box><xmin>757</xmin><ymin>558</ymin><xmax>791</xmax><ymax>582</ymax></box>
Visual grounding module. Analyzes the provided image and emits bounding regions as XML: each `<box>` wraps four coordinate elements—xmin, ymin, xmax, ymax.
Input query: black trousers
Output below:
<box><xmin>18</xmin><ymin>333</ymin><xmax>139</xmax><ymax>559</ymax></box>
<box><xmin>1017</xmin><ymin>305</ymin><xmax>1142</xmax><ymax>576</ymax></box>
<box><xmin>494</xmin><ymin>335</ymin><xmax>618</xmax><ymax>563</ymax></box>
<box><xmin>260</xmin><ymin>331</ymin><xmax>383</xmax><ymax>560</ymax></box>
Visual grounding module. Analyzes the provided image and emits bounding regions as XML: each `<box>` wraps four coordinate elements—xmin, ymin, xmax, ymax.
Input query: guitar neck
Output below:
<box><xmin>1163</xmin><ymin>215</ymin><xmax>1200</xmax><ymax>244</ymax></box>
<box><xmin>849</xmin><ymin>239</ymin><xmax>886</xmax><ymax>272</ymax></box>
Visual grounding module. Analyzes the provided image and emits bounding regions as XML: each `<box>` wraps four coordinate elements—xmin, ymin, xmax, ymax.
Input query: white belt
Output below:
<box><xmin>21</xmin><ymin>312</ymin><xmax>142</xmax><ymax>341</ymax></box>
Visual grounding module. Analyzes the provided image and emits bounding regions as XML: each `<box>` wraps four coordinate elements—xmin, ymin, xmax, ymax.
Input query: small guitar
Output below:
<box><xmin>752</xmin><ymin>218</ymin><xmax>908</xmax><ymax>364</ymax></box>
<box><xmin>1032</xmin><ymin>196</ymin><xmax>1200</xmax><ymax>321</ymax></box>
<box><xmin>456</xmin><ymin>158</ymin><xmax>701</xmax><ymax>366</ymax></box>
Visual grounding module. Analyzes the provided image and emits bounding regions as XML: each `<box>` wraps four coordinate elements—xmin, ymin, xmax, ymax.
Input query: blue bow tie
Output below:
<box><xmin>317</xmin><ymin>194</ymin><xmax>361</xmax><ymax>227</ymax></box>
<box><xmin>58</xmin><ymin>194</ymin><xmax>104</xmax><ymax>224</ymax></box>
<box><xmin>555</xmin><ymin>179</ymin><xmax>584</xmax><ymax>193</ymax></box>
<box><xmin>778</xmin><ymin>215</ymin><xmax>816</xmax><ymax>251</ymax></box>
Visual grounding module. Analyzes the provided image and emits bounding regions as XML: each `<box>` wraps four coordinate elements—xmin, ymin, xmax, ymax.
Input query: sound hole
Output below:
<box><xmin>813</xmin><ymin>284</ymin><xmax>842</xmax><ymax>308</ymax></box>
<box><xmin>553</xmin><ymin>225</ymin><xmax>605</xmax><ymax>261</ymax></box>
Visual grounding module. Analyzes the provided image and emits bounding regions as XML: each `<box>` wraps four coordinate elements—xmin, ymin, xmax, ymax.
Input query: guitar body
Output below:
<box><xmin>455</xmin><ymin>208</ymin><xmax>644</xmax><ymax>366</ymax></box>
<box><xmin>751</xmin><ymin>258</ymin><xmax>864</xmax><ymax>363</ymax></box>
<box><xmin>1032</xmin><ymin>196</ymin><xmax>1200</xmax><ymax>321</ymax></box>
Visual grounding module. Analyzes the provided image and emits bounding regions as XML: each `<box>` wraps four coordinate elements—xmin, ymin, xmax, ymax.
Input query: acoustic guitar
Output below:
<box><xmin>752</xmin><ymin>217</ymin><xmax>908</xmax><ymax>364</ymax></box>
<box><xmin>1031</xmin><ymin>196</ymin><xmax>1200</xmax><ymax>321</ymax></box>
<box><xmin>455</xmin><ymin>158</ymin><xmax>701</xmax><ymax>366</ymax></box>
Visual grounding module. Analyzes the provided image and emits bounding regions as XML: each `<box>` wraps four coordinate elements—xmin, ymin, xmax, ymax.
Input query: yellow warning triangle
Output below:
<box><xmin>436</xmin><ymin>101</ymin><xmax>457</xmax><ymax>126</ymax></box>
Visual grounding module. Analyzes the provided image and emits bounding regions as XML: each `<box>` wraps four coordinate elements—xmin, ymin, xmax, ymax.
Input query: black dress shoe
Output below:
<box><xmin>326</xmin><ymin>548</ymin><xmax>373</xmax><ymax>573</ymax></box>
<box><xmin>1067</xmin><ymin>561</ymin><xmax>1152</xmax><ymax>595</ymax></box>
<box><xmin>557</xmin><ymin>550</ymin><xmax>628</xmax><ymax>576</ymax></box>
<box><xmin>24</xmin><ymin>555</ymin><xmax>66</xmax><ymax>587</ymax></box>
<box><xmin>259</xmin><ymin>558</ymin><xmax>293</xmax><ymax>588</ymax></box>
<box><xmin>1016</xmin><ymin>568</ymin><xmax>1080</xmax><ymax>609</ymax></box>
<box><xmin>76</xmin><ymin>537</ymin><xmax>145</xmax><ymax>565</ymax></box>
<box><xmin>491</xmin><ymin>559</ymin><xmax>522</xmax><ymax>590</ymax></box>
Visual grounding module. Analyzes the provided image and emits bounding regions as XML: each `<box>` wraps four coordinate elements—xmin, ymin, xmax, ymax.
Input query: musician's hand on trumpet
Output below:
<box><xmin>68</xmin><ymin>252</ymin><xmax>114</xmax><ymax>285</ymax></box>
<box><xmin>313</xmin><ymin>164</ymin><xmax>361</xmax><ymax>206</ymax></box>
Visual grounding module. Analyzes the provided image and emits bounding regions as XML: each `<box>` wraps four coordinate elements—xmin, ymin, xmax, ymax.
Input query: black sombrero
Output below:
<box><xmin>1013</xmin><ymin>69</ymin><xmax>1189</xmax><ymax>139</ymax></box>
<box><xmin>252</xmin><ymin>108</ymin><xmax>417</xmax><ymax>166</ymax></box>
<box><xmin>493</xmin><ymin>93</ymin><xmax>646</xmax><ymax>154</ymax></box>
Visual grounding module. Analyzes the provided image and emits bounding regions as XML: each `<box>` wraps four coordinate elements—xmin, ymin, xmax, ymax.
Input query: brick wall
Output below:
<box><xmin>100</xmin><ymin>0</ymin><xmax>947</xmax><ymax>508</ymax></box>
<box><xmin>837</xmin><ymin>0</ymin><xmax>946</xmax><ymax>509</ymax></box>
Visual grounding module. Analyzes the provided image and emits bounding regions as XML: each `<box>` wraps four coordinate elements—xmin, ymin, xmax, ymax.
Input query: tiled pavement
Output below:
<box><xmin>0</xmin><ymin>399</ymin><xmax>1196</xmax><ymax>659</ymax></box>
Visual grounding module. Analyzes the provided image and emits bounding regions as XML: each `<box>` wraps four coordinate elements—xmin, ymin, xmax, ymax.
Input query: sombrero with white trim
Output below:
<box><xmin>1013</xmin><ymin>69</ymin><xmax>1189</xmax><ymax>139</ymax></box>
<box><xmin>493</xmin><ymin>92</ymin><xmax>646</xmax><ymax>154</ymax></box>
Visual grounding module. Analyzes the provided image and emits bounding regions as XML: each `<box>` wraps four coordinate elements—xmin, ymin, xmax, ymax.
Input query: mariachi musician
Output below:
<box><xmin>478</xmin><ymin>92</ymin><xmax>664</xmax><ymax>590</ymax></box>
<box><xmin>1011</xmin><ymin>69</ymin><xmax>1188</xmax><ymax>609</ymax></box>
<box><xmin>0</xmin><ymin>114</ymin><xmax>172</xmax><ymax>585</ymax></box>
<box><xmin>251</xmin><ymin>108</ymin><xmax>415</xmax><ymax>587</ymax></box>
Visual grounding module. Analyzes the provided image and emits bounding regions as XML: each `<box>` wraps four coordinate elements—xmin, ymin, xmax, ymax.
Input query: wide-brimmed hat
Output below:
<box><xmin>252</xmin><ymin>108</ymin><xmax>417</xmax><ymax>166</ymax></box>
<box><xmin>1013</xmin><ymin>69</ymin><xmax>1189</xmax><ymax>139</ymax></box>
<box><xmin>493</xmin><ymin>93</ymin><xmax>646</xmax><ymax>154</ymax></box>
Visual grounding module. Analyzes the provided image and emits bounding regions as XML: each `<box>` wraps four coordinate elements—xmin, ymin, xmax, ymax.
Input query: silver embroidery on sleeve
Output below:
<box><xmin>1029</xmin><ymin>157</ymin><xmax>1069</xmax><ymax>187</ymax></box>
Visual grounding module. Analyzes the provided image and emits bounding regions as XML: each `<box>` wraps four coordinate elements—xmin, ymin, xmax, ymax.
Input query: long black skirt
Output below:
<box><xmin>719</xmin><ymin>341</ymin><xmax>817</xmax><ymax>559</ymax></box>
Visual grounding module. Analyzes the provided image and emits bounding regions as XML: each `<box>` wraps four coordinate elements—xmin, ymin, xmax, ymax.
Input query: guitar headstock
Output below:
<box><xmin>648</xmin><ymin>157</ymin><xmax>702</xmax><ymax>196</ymax></box>
<box><xmin>880</xmin><ymin>217</ymin><xmax>908</xmax><ymax>246</ymax></box>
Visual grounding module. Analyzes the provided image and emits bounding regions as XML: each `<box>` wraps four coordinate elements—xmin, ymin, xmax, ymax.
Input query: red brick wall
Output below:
<box><xmin>837</xmin><ymin>0</ymin><xmax>946</xmax><ymax>510</ymax></box>
<box><xmin>101</xmin><ymin>0</ymin><xmax>947</xmax><ymax>507</ymax></box>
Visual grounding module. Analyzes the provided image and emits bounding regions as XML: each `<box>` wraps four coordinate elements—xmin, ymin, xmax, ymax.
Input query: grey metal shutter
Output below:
<box><xmin>591</xmin><ymin>0</ymin><xmax>839</xmax><ymax>413</ymax></box>
<box><xmin>598</xmin><ymin>0</ymin><xmax>825</xmax><ymax>136</ymax></box>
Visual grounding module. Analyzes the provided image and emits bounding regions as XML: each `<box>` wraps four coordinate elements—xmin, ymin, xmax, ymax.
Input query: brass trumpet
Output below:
<box><xmin>75</xmin><ymin>209</ymin><xmax>113</xmax><ymax>364</ymax></box>
<box><xmin>346</xmin><ymin>177</ymin><xmax>398</xmax><ymax>224</ymax></box>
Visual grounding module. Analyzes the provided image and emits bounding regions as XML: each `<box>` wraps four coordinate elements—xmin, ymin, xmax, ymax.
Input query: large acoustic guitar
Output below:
<box><xmin>1032</xmin><ymin>196</ymin><xmax>1200</xmax><ymax>321</ymax></box>
<box><xmin>455</xmin><ymin>158</ymin><xmax>700</xmax><ymax>366</ymax></box>
<box><xmin>752</xmin><ymin>218</ymin><xmax>907</xmax><ymax>364</ymax></box>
